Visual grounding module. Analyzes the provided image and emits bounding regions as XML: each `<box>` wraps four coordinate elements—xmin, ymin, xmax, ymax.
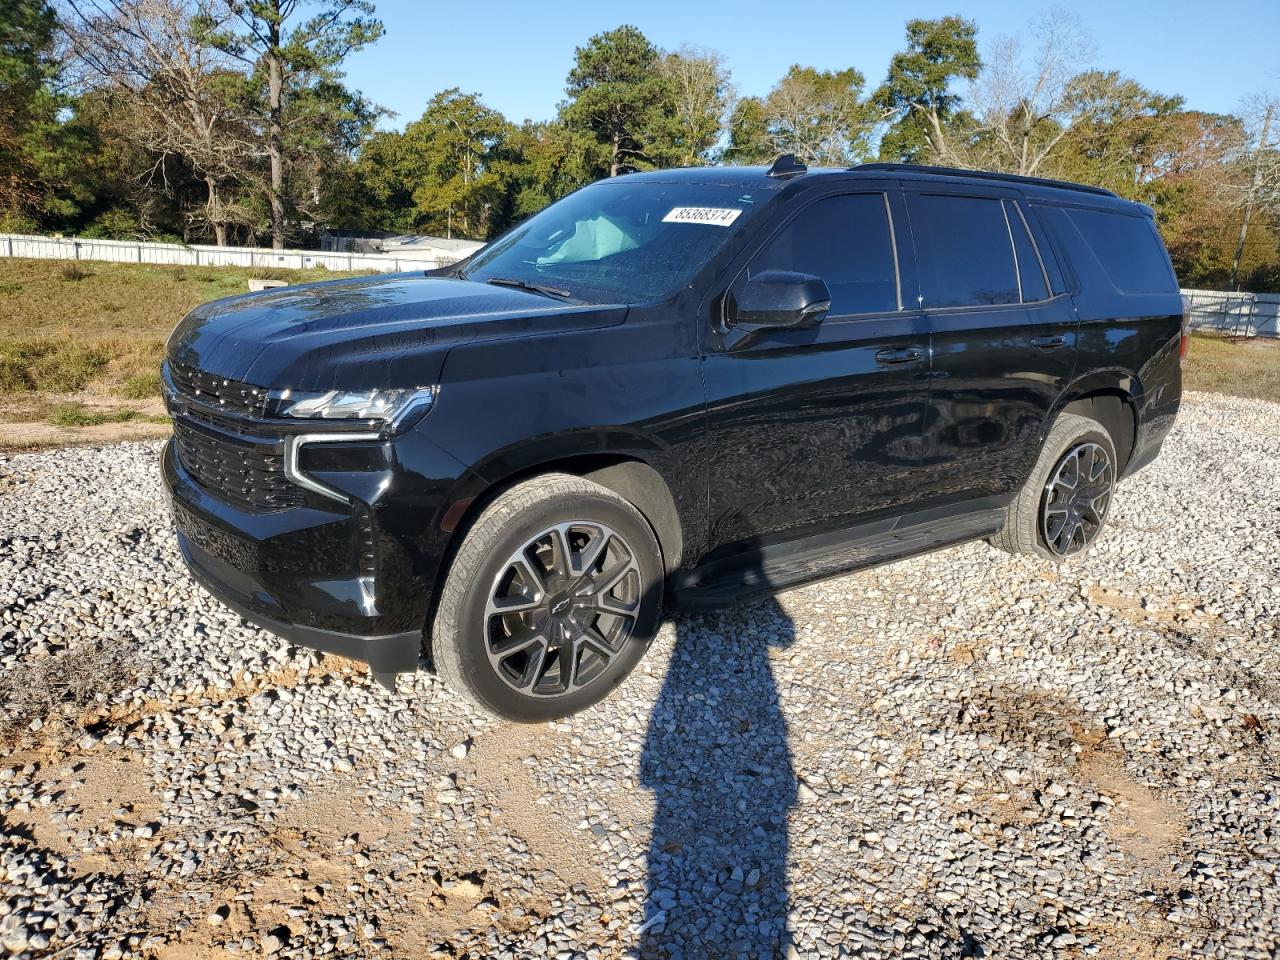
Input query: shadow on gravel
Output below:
<box><xmin>640</xmin><ymin>595</ymin><xmax>796</xmax><ymax>958</ymax></box>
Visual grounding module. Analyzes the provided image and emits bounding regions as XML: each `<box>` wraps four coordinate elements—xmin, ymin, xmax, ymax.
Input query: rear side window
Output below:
<box><xmin>1005</xmin><ymin>201</ymin><xmax>1050</xmax><ymax>302</ymax></box>
<box><xmin>1063</xmin><ymin>208</ymin><xmax>1176</xmax><ymax>293</ymax></box>
<box><xmin>914</xmin><ymin>194</ymin><xmax>1019</xmax><ymax>308</ymax></box>
<box><xmin>747</xmin><ymin>193</ymin><xmax>899</xmax><ymax>315</ymax></box>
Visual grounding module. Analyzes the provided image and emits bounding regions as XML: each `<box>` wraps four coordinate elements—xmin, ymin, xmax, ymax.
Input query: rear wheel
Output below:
<box><xmin>993</xmin><ymin>412</ymin><xmax>1118</xmax><ymax>563</ymax></box>
<box><xmin>431</xmin><ymin>473</ymin><xmax>664</xmax><ymax>722</ymax></box>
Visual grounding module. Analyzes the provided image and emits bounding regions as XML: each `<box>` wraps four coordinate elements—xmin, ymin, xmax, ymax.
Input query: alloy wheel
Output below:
<box><xmin>1040</xmin><ymin>441</ymin><xmax>1114</xmax><ymax>557</ymax></box>
<box><xmin>484</xmin><ymin>522</ymin><xmax>642</xmax><ymax>697</ymax></box>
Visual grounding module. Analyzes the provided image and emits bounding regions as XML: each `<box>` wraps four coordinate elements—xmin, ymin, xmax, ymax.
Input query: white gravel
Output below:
<box><xmin>1</xmin><ymin>390</ymin><xmax>1277</xmax><ymax>960</ymax></box>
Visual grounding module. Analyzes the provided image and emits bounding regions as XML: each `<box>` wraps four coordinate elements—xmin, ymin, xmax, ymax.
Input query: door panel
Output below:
<box><xmin>701</xmin><ymin>189</ymin><xmax>932</xmax><ymax>553</ymax></box>
<box><xmin>906</xmin><ymin>189</ymin><xmax>1079</xmax><ymax>507</ymax></box>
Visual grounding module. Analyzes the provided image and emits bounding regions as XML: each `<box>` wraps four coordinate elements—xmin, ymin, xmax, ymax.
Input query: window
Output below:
<box><xmin>745</xmin><ymin>193</ymin><xmax>899</xmax><ymax>315</ymax></box>
<box><xmin>1005</xmin><ymin>201</ymin><xmax>1050</xmax><ymax>302</ymax></box>
<box><xmin>1064</xmin><ymin>208</ymin><xmax>1176</xmax><ymax>294</ymax></box>
<box><xmin>915</xmin><ymin>194</ymin><xmax>1019</xmax><ymax>308</ymax></box>
<box><xmin>465</xmin><ymin>180</ymin><xmax>770</xmax><ymax>304</ymax></box>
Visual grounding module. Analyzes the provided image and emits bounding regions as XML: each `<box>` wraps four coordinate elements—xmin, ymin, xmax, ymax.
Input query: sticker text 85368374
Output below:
<box><xmin>661</xmin><ymin>207</ymin><xmax>743</xmax><ymax>227</ymax></box>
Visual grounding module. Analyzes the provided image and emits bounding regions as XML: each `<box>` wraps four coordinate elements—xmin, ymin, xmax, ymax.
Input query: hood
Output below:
<box><xmin>166</xmin><ymin>273</ymin><xmax>626</xmax><ymax>391</ymax></box>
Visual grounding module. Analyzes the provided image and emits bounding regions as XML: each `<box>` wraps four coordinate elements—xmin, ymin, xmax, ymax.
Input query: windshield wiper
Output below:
<box><xmin>483</xmin><ymin>276</ymin><xmax>574</xmax><ymax>300</ymax></box>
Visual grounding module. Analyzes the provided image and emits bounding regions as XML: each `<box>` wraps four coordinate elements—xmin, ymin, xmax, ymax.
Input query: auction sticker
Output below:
<box><xmin>662</xmin><ymin>206</ymin><xmax>742</xmax><ymax>226</ymax></box>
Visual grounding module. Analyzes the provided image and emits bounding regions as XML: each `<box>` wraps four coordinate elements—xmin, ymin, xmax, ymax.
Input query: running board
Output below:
<box><xmin>669</xmin><ymin>504</ymin><xmax>1005</xmax><ymax>612</ymax></box>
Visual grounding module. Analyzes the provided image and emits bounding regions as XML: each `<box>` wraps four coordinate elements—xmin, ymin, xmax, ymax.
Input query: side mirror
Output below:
<box><xmin>728</xmin><ymin>270</ymin><xmax>832</xmax><ymax>333</ymax></box>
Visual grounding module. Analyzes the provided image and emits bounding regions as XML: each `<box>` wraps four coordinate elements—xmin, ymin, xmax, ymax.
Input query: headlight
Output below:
<box><xmin>275</xmin><ymin>387</ymin><xmax>435</xmax><ymax>429</ymax></box>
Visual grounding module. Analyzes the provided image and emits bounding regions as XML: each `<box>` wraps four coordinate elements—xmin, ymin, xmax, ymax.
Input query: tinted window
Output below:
<box><xmin>915</xmin><ymin>194</ymin><xmax>1019</xmax><ymax>307</ymax></box>
<box><xmin>747</xmin><ymin>193</ymin><xmax>899</xmax><ymax>315</ymax></box>
<box><xmin>1065</xmin><ymin>208</ymin><xmax>1176</xmax><ymax>293</ymax></box>
<box><xmin>466</xmin><ymin>180</ymin><xmax>771</xmax><ymax>303</ymax></box>
<box><xmin>1005</xmin><ymin>201</ymin><xmax>1050</xmax><ymax>302</ymax></box>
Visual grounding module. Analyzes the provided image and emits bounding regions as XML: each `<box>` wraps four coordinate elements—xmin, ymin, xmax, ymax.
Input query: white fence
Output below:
<box><xmin>1182</xmin><ymin>288</ymin><xmax>1280</xmax><ymax>339</ymax></box>
<box><xmin>0</xmin><ymin>232</ymin><xmax>470</xmax><ymax>274</ymax></box>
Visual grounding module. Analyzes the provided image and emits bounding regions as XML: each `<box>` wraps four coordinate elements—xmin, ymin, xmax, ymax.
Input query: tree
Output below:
<box><xmin>208</xmin><ymin>0</ymin><xmax>382</xmax><ymax>247</ymax></box>
<box><xmin>495</xmin><ymin>120</ymin><xmax>595</xmax><ymax>223</ymax></box>
<box><xmin>875</xmin><ymin>15</ymin><xmax>981</xmax><ymax>164</ymax></box>
<box><xmin>560</xmin><ymin>25</ymin><xmax>671</xmax><ymax>178</ymax></box>
<box><xmin>398</xmin><ymin>88</ymin><xmax>509</xmax><ymax>238</ymax></box>
<box><xmin>723</xmin><ymin>95</ymin><xmax>770</xmax><ymax>165</ymax></box>
<box><xmin>0</xmin><ymin>0</ymin><xmax>95</xmax><ymax>228</ymax></box>
<box><xmin>725</xmin><ymin>66</ymin><xmax>881</xmax><ymax>167</ymax></box>
<box><xmin>658</xmin><ymin>45</ymin><xmax>731</xmax><ymax>166</ymax></box>
<box><xmin>1222</xmin><ymin>93</ymin><xmax>1280</xmax><ymax>288</ymax></box>
<box><xmin>966</xmin><ymin>9</ymin><xmax>1111</xmax><ymax>175</ymax></box>
<box><xmin>62</xmin><ymin>0</ymin><xmax>260</xmax><ymax>245</ymax></box>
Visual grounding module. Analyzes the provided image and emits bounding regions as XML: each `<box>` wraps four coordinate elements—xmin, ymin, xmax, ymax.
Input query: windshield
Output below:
<box><xmin>463</xmin><ymin>179</ymin><xmax>770</xmax><ymax>303</ymax></box>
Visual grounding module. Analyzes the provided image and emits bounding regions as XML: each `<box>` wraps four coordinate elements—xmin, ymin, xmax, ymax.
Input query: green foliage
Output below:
<box><xmin>121</xmin><ymin>371</ymin><xmax>163</xmax><ymax>399</ymax></box>
<box><xmin>724</xmin><ymin>97</ymin><xmax>772</xmax><ymax>165</ymax></box>
<box><xmin>499</xmin><ymin>122</ymin><xmax>597</xmax><ymax>220</ymax></box>
<box><xmin>0</xmin><ymin>0</ymin><xmax>97</xmax><ymax>225</ymax></box>
<box><xmin>80</xmin><ymin>207</ymin><xmax>144</xmax><ymax>240</ymax></box>
<box><xmin>204</xmin><ymin>1</ymin><xmax>386</xmax><ymax>245</ymax></box>
<box><xmin>657</xmin><ymin>46</ymin><xmax>731</xmax><ymax>166</ymax></box>
<box><xmin>726</xmin><ymin>66</ymin><xmax>879</xmax><ymax>166</ymax></box>
<box><xmin>560</xmin><ymin>25</ymin><xmax>672</xmax><ymax>178</ymax></box>
<box><xmin>0</xmin><ymin>338</ymin><xmax>112</xmax><ymax>392</ymax></box>
<box><xmin>876</xmin><ymin>16</ymin><xmax>981</xmax><ymax>163</ymax></box>
<box><xmin>48</xmin><ymin>403</ymin><xmax>139</xmax><ymax>427</ymax></box>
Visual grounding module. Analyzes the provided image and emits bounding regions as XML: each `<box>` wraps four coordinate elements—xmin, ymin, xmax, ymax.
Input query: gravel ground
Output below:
<box><xmin>0</xmin><ymin>390</ymin><xmax>1277</xmax><ymax>960</ymax></box>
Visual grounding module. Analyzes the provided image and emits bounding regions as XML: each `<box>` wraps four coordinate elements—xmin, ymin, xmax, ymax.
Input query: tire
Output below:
<box><xmin>992</xmin><ymin>412</ymin><xmax>1118</xmax><ymax>563</ymax></box>
<box><xmin>430</xmin><ymin>473</ymin><xmax>664</xmax><ymax>722</ymax></box>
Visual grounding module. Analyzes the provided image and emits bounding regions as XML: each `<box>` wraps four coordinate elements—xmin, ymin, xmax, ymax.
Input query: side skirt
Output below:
<box><xmin>668</xmin><ymin>500</ymin><xmax>1007</xmax><ymax>613</ymax></box>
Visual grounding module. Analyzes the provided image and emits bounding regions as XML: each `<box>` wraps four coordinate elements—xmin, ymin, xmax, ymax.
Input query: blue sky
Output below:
<box><xmin>343</xmin><ymin>0</ymin><xmax>1278</xmax><ymax>129</ymax></box>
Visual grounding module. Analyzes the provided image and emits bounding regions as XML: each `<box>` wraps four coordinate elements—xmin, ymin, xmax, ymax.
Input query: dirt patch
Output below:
<box><xmin>1077</xmin><ymin>752</ymin><xmax>1184</xmax><ymax>868</ymax></box>
<box><xmin>3</xmin><ymin>749</ymin><xmax>161</xmax><ymax>877</ymax></box>
<box><xmin>469</xmin><ymin>726</ymin><xmax>610</xmax><ymax>891</ymax></box>
<box><xmin>0</xmin><ymin>415</ymin><xmax>170</xmax><ymax>452</ymax></box>
<box><xmin>78</xmin><ymin>656</ymin><xmax>364</xmax><ymax>735</ymax></box>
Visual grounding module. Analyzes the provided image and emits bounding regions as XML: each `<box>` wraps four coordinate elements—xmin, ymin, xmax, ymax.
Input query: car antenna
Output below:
<box><xmin>766</xmin><ymin>153</ymin><xmax>807</xmax><ymax>179</ymax></box>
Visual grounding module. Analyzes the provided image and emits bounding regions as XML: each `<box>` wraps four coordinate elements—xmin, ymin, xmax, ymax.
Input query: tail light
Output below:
<box><xmin>1180</xmin><ymin>296</ymin><xmax>1190</xmax><ymax>365</ymax></box>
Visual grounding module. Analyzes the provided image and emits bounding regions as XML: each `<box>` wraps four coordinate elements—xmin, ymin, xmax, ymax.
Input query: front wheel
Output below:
<box><xmin>430</xmin><ymin>473</ymin><xmax>664</xmax><ymax>722</ymax></box>
<box><xmin>992</xmin><ymin>412</ymin><xmax>1118</xmax><ymax>563</ymax></box>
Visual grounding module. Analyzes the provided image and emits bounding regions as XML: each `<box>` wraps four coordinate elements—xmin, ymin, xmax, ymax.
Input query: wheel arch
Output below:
<box><xmin>432</xmin><ymin>452</ymin><xmax>685</xmax><ymax>609</ymax></box>
<box><xmin>1053</xmin><ymin>374</ymin><xmax>1140</xmax><ymax>473</ymax></box>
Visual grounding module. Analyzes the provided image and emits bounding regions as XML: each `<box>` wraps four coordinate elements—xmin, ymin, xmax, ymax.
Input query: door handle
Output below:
<box><xmin>875</xmin><ymin>346</ymin><xmax>924</xmax><ymax>365</ymax></box>
<box><xmin>1031</xmin><ymin>335</ymin><xmax>1067</xmax><ymax>350</ymax></box>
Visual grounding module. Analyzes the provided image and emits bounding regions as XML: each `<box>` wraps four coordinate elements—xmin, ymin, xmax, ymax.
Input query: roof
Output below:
<box><xmin>614</xmin><ymin>161</ymin><xmax>1134</xmax><ymax>209</ymax></box>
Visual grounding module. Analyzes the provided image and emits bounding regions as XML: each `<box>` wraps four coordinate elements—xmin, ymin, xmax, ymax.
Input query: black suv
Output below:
<box><xmin>162</xmin><ymin>158</ymin><xmax>1184</xmax><ymax>721</ymax></box>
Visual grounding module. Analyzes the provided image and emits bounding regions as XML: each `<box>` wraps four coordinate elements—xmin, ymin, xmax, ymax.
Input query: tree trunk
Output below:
<box><xmin>610</xmin><ymin>134</ymin><xmax>621</xmax><ymax>177</ymax></box>
<box><xmin>1231</xmin><ymin>103</ymin><xmax>1274</xmax><ymax>291</ymax></box>
<box><xmin>205</xmin><ymin>176</ymin><xmax>226</xmax><ymax>247</ymax></box>
<box><xmin>267</xmin><ymin>12</ymin><xmax>286</xmax><ymax>250</ymax></box>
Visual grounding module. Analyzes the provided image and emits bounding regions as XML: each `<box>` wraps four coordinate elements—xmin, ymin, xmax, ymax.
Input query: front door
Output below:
<box><xmin>904</xmin><ymin>188</ymin><xmax>1079</xmax><ymax>508</ymax></box>
<box><xmin>700</xmin><ymin>188</ymin><xmax>933</xmax><ymax>554</ymax></box>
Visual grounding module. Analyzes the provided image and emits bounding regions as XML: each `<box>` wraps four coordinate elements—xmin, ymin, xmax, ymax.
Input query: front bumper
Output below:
<box><xmin>177</xmin><ymin>526</ymin><xmax>422</xmax><ymax>674</ymax></box>
<box><xmin>162</xmin><ymin>434</ymin><xmax>463</xmax><ymax>676</ymax></box>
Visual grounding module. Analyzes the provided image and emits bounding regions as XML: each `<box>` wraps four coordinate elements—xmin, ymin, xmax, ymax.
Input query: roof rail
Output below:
<box><xmin>853</xmin><ymin>162</ymin><xmax>1119</xmax><ymax>199</ymax></box>
<box><xmin>767</xmin><ymin>153</ymin><xmax>808</xmax><ymax>179</ymax></box>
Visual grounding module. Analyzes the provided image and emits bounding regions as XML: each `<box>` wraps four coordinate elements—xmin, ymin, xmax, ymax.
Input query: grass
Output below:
<box><xmin>47</xmin><ymin>403</ymin><xmax>141</xmax><ymax>427</ymax></box>
<box><xmin>0</xmin><ymin>257</ymin><xmax>363</xmax><ymax>342</ymax></box>
<box><xmin>1184</xmin><ymin>332</ymin><xmax>1280</xmax><ymax>404</ymax></box>
<box><xmin>0</xmin><ymin>258</ymin><xmax>368</xmax><ymax>412</ymax></box>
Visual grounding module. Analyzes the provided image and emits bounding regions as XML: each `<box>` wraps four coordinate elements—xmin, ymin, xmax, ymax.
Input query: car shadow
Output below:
<box><xmin>639</xmin><ymin>592</ymin><xmax>797</xmax><ymax>958</ymax></box>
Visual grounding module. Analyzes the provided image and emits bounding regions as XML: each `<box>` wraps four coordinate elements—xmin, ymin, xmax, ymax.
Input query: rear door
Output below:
<box><xmin>904</xmin><ymin>187</ymin><xmax>1079</xmax><ymax>509</ymax></box>
<box><xmin>700</xmin><ymin>185</ymin><xmax>933</xmax><ymax>551</ymax></box>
